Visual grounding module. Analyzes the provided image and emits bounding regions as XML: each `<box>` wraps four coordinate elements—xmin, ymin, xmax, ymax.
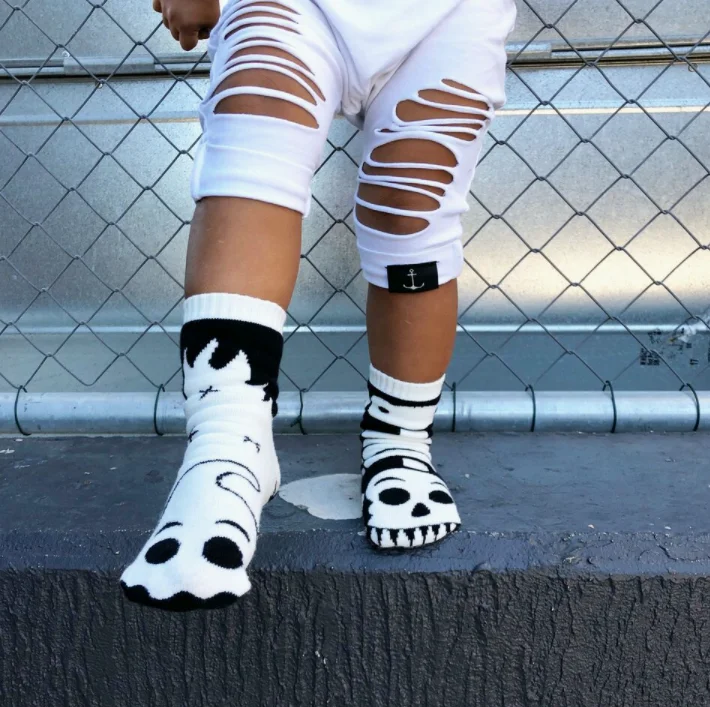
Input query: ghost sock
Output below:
<box><xmin>120</xmin><ymin>292</ymin><xmax>286</xmax><ymax>610</ymax></box>
<box><xmin>360</xmin><ymin>364</ymin><xmax>461</xmax><ymax>549</ymax></box>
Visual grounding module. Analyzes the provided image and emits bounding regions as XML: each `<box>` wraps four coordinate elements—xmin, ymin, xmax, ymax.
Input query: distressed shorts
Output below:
<box><xmin>191</xmin><ymin>0</ymin><xmax>517</xmax><ymax>291</ymax></box>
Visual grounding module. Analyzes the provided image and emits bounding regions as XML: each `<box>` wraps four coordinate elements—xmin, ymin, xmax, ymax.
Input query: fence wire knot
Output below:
<box><xmin>14</xmin><ymin>386</ymin><xmax>30</xmax><ymax>437</ymax></box>
<box><xmin>679</xmin><ymin>383</ymin><xmax>701</xmax><ymax>432</ymax></box>
<box><xmin>602</xmin><ymin>381</ymin><xmax>618</xmax><ymax>433</ymax></box>
<box><xmin>288</xmin><ymin>388</ymin><xmax>307</xmax><ymax>435</ymax></box>
<box><xmin>525</xmin><ymin>385</ymin><xmax>537</xmax><ymax>433</ymax></box>
<box><xmin>153</xmin><ymin>384</ymin><xmax>165</xmax><ymax>436</ymax></box>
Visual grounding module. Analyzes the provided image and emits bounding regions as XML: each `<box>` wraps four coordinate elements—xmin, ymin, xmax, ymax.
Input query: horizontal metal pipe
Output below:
<box><xmin>0</xmin><ymin>390</ymin><xmax>707</xmax><ymax>436</ymax></box>
<box><xmin>1</xmin><ymin>39</ymin><xmax>708</xmax><ymax>80</ymax></box>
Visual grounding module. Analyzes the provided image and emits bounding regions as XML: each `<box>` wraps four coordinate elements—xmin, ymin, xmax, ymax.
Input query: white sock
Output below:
<box><xmin>121</xmin><ymin>292</ymin><xmax>286</xmax><ymax>610</ymax></box>
<box><xmin>360</xmin><ymin>364</ymin><xmax>461</xmax><ymax>549</ymax></box>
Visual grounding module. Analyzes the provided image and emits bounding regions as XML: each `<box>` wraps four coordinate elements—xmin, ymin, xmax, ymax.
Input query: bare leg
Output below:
<box><xmin>356</xmin><ymin>78</ymin><xmax>496</xmax><ymax>548</ymax></box>
<box><xmin>366</xmin><ymin>281</ymin><xmax>457</xmax><ymax>382</ymax></box>
<box><xmin>121</xmin><ymin>1</ymin><xmax>342</xmax><ymax>608</ymax></box>
<box><xmin>361</xmin><ymin>91</ymin><xmax>489</xmax><ymax>382</ymax></box>
<box><xmin>185</xmin><ymin>27</ymin><xmax>328</xmax><ymax>307</ymax></box>
<box><xmin>186</xmin><ymin>197</ymin><xmax>301</xmax><ymax>310</ymax></box>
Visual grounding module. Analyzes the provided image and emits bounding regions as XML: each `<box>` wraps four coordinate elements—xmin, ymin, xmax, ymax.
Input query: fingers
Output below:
<box><xmin>157</xmin><ymin>1</ymin><xmax>220</xmax><ymax>51</ymax></box>
<box><xmin>164</xmin><ymin>12</ymin><xmax>180</xmax><ymax>42</ymax></box>
<box><xmin>179</xmin><ymin>30</ymin><xmax>200</xmax><ymax>51</ymax></box>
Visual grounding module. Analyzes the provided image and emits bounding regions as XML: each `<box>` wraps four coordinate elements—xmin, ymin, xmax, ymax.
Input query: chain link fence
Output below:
<box><xmin>1</xmin><ymin>0</ymin><xmax>710</xmax><ymax>431</ymax></box>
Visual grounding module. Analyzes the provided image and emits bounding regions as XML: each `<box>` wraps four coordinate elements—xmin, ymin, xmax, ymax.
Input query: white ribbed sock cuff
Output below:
<box><xmin>369</xmin><ymin>363</ymin><xmax>445</xmax><ymax>402</ymax></box>
<box><xmin>183</xmin><ymin>293</ymin><xmax>287</xmax><ymax>333</ymax></box>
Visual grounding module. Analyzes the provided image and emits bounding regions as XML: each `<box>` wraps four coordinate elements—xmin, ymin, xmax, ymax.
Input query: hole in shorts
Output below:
<box><xmin>212</xmin><ymin>7</ymin><xmax>323</xmax><ymax>128</ymax></box>
<box><xmin>355</xmin><ymin>82</ymin><xmax>494</xmax><ymax>235</ymax></box>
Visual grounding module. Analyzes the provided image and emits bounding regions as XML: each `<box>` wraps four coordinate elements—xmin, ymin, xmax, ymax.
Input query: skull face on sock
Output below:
<box><xmin>362</xmin><ymin>455</ymin><xmax>461</xmax><ymax>548</ymax></box>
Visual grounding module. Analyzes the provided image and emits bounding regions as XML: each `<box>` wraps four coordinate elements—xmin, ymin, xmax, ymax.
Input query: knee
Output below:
<box><xmin>356</xmin><ymin>139</ymin><xmax>455</xmax><ymax>235</ymax></box>
<box><xmin>356</xmin><ymin>80</ymin><xmax>494</xmax><ymax>237</ymax></box>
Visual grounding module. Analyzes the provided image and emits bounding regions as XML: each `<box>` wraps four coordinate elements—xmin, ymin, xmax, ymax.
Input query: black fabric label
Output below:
<box><xmin>386</xmin><ymin>262</ymin><xmax>439</xmax><ymax>293</ymax></box>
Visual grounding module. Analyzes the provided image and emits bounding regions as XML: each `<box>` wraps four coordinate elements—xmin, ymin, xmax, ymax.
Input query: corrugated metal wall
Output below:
<box><xmin>1</xmin><ymin>1</ymin><xmax>710</xmax><ymax>411</ymax></box>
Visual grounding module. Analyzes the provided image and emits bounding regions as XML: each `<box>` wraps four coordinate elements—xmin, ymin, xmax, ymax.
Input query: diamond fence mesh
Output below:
<box><xmin>1</xmin><ymin>0</ymin><xmax>710</xmax><ymax>423</ymax></box>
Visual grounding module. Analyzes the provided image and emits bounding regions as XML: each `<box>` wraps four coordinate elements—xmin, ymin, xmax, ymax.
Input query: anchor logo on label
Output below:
<box><xmin>403</xmin><ymin>268</ymin><xmax>425</xmax><ymax>290</ymax></box>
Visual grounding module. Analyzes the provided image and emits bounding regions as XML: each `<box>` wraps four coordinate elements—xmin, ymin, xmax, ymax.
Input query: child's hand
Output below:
<box><xmin>153</xmin><ymin>0</ymin><xmax>221</xmax><ymax>51</ymax></box>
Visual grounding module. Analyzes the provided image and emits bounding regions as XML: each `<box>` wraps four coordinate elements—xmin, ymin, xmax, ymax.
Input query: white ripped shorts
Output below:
<box><xmin>191</xmin><ymin>0</ymin><xmax>517</xmax><ymax>291</ymax></box>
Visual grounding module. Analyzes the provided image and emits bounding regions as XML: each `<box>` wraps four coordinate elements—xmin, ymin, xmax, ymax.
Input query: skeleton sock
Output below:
<box><xmin>361</xmin><ymin>364</ymin><xmax>461</xmax><ymax>549</ymax></box>
<box><xmin>121</xmin><ymin>292</ymin><xmax>286</xmax><ymax>610</ymax></box>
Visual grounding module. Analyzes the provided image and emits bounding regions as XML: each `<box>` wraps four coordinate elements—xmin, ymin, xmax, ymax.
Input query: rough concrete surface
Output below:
<box><xmin>1</xmin><ymin>433</ymin><xmax>710</xmax><ymax>706</ymax></box>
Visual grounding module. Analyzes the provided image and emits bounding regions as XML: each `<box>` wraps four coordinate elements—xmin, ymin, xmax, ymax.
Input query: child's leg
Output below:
<box><xmin>187</xmin><ymin>0</ymin><xmax>345</xmax><ymax>306</ymax></box>
<box><xmin>121</xmin><ymin>0</ymin><xmax>343</xmax><ymax>609</ymax></box>
<box><xmin>356</xmin><ymin>0</ymin><xmax>516</xmax><ymax>548</ymax></box>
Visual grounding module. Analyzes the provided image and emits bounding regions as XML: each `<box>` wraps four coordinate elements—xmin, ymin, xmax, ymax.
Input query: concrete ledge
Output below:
<box><xmin>2</xmin><ymin>434</ymin><xmax>710</xmax><ymax>706</ymax></box>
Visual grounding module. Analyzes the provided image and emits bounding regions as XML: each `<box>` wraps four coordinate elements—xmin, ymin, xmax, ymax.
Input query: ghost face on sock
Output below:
<box><xmin>122</xmin><ymin>458</ymin><xmax>262</xmax><ymax>602</ymax></box>
<box><xmin>121</xmin><ymin>300</ymin><xmax>287</xmax><ymax>609</ymax></box>
<box><xmin>363</xmin><ymin>457</ymin><xmax>461</xmax><ymax>548</ymax></box>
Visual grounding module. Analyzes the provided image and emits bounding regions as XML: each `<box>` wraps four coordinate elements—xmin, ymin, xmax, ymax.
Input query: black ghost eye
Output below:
<box><xmin>429</xmin><ymin>490</ymin><xmax>454</xmax><ymax>504</ymax></box>
<box><xmin>145</xmin><ymin>538</ymin><xmax>179</xmax><ymax>564</ymax></box>
<box><xmin>379</xmin><ymin>487</ymin><xmax>410</xmax><ymax>505</ymax></box>
<box><xmin>203</xmin><ymin>536</ymin><xmax>244</xmax><ymax>569</ymax></box>
<box><xmin>378</xmin><ymin>406</ymin><xmax>389</xmax><ymax>413</ymax></box>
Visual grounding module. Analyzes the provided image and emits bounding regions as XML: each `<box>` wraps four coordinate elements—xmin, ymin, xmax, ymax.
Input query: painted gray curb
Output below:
<box><xmin>2</xmin><ymin>433</ymin><xmax>710</xmax><ymax>706</ymax></box>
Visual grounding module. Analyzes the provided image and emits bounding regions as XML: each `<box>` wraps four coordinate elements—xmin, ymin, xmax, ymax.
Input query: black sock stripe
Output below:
<box><xmin>360</xmin><ymin>410</ymin><xmax>434</xmax><ymax>438</ymax></box>
<box><xmin>367</xmin><ymin>381</ymin><xmax>441</xmax><ymax>408</ymax></box>
<box><xmin>361</xmin><ymin>446</ymin><xmax>406</xmax><ymax>459</ymax></box>
<box><xmin>359</xmin><ymin>409</ymin><xmax>402</xmax><ymax>435</ymax></box>
<box><xmin>361</xmin><ymin>454</ymin><xmax>440</xmax><ymax>492</ymax></box>
<box><xmin>364</xmin><ymin>454</ymin><xmax>439</xmax><ymax>477</ymax></box>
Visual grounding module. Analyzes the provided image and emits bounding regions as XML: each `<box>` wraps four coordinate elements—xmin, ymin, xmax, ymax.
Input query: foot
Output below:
<box><xmin>363</xmin><ymin>454</ymin><xmax>461</xmax><ymax>549</ymax></box>
<box><xmin>120</xmin><ymin>293</ymin><xmax>286</xmax><ymax>610</ymax></box>
<box><xmin>360</xmin><ymin>364</ymin><xmax>461</xmax><ymax>549</ymax></box>
<box><xmin>120</xmin><ymin>434</ymin><xmax>278</xmax><ymax>610</ymax></box>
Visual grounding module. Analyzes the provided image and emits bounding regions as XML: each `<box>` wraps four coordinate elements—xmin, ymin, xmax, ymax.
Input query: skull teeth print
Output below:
<box><xmin>362</xmin><ymin>457</ymin><xmax>462</xmax><ymax>549</ymax></box>
<box><xmin>368</xmin><ymin>522</ymin><xmax>461</xmax><ymax>548</ymax></box>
